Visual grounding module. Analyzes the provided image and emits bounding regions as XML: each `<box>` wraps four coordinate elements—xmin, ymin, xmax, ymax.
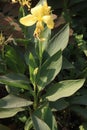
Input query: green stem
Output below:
<box><xmin>39</xmin><ymin>41</ymin><xmax>42</xmax><ymax>67</ymax></box>
<box><xmin>33</xmin><ymin>85</ymin><xmax>38</xmax><ymax>110</ymax></box>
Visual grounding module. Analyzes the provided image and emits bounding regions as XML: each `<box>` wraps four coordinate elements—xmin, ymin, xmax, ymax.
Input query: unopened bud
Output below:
<box><xmin>33</xmin><ymin>67</ymin><xmax>39</xmax><ymax>75</ymax></box>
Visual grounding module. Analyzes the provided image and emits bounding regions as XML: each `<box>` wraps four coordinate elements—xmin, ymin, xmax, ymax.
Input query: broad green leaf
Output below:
<box><xmin>40</xmin><ymin>27</ymin><xmax>51</xmax><ymax>53</ymax></box>
<box><xmin>29</xmin><ymin>53</ymin><xmax>38</xmax><ymax>84</ymax></box>
<box><xmin>6</xmin><ymin>85</ymin><xmax>21</xmax><ymax>95</ymax></box>
<box><xmin>45</xmin><ymin>79</ymin><xmax>85</xmax><ymax>101</ymax></box>
<box><xmin>62</xmin><ymin>57</ymin><xmax>74</xmax><ymax>69</ymax></box>
<box><xmin>33</xmin><ymin>105</ymin><xmax>57</xmax><ymax>130</ymax></box>
<box><xmin>0</xmin><ymin>73</ymin><xmax>31</xmax><ymax>90</ymax></box>
<box><xmin>0</xmin><ymin>94</ymin><xmax>33</xmax><ymax>108</ymax></box>
<box><xmin>0</xmin><ymin>124</ymin><xmax>10</xmax><ymax>130</ymax></box>
<box><xmin>37</xmin><ymin>50</ymin><xmax>62</xmax><ymax>89</ymax></box>
<box><xmin>50</xmin><ymin>98</ymin><xmax>69</xmax><ymax>111</ymax></box>
<box><xmin>27</xmin><ymin>24</ymin><xmax>36</xmax><ymax>42</ymax></box>
<box><xmin>41</xmin><ymin>106</ymin><xmax>57</xmax><ymax>130</ymax></box>
<box><xmin>45</xmin><ymin>24</ymin><xmax>69</xmax><ymax>57</ymax></box>
<box><xmin>52</xmin><ymin>115</ymin><xmax>58</xmax><ymax>130</ymax></box>
<box><xmin>42</xmin><ymin>106</ymin><xmax>53</xmax><ymax>129</ymax></box>
<box><xmin>25</xmin><ymin>44</ymin><xmax>37</xmax><ymax>66</ymax></box>
<box><xmin>0</xmin><ymin>108</ymin><xmax>24</xmax><ymax>118</ymax></box>
<box><xmin>15</xmin><ymin>38</ymin><xmax>31</xmax><ymax>45</ymax></box>
<box><xmin>32</xmin><ymin>115</ymin><xmax>51</xmax><ymax>130</ymax></box>
<box><xmin>5</xmin><ymin>45</ymin><xmax>25</xmax><ymax>73</ymax></box>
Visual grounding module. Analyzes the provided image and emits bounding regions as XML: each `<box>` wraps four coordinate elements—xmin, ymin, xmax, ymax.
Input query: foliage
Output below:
<box><xmin>0</xmin><ymin>0</ymin><xmax>87</xmax><ymax>130</ymax></box>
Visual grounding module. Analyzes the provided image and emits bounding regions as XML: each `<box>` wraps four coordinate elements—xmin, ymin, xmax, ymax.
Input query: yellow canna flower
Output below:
<box><xmin>19</xmin><ymin>0</ymin><xmax>54</xmax><ymax>39</ymax></box>
<box><xmin>12</xmin><ymin>0</ymin><xmax>31</xmax><ymax>9</ymax></box>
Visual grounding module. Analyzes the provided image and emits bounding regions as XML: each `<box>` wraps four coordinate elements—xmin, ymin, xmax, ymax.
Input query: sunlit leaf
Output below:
<box><xmin>0</xmin><ymin>73</ymin><xmax>31</xmax><ymax>90</ymax></box>
<box><xmin>32</xmin><ymin>115</ymin><xmax>51</xmax><ymax>130</ymax></box>
<box><xmin>45</xmin><ymin>24</ymin><xmax>69</xmax><ymax>57</ymax></box>
<box><xmin>0</xmin><ymin>108</ymin><xmax>24</xmax><ymax>118</ymax></box>
<box><xmin>0</xmin><ymin>94</ymin><xmax>33</xmax><ymax>108</ymax></box>
<box><xmin>37</xmin><ymin>50</ymin><xmax>62</xmax><ymax>89</ymax></box>
<box><xmin>45</xmin><ymin>79</ymin><xmax>85</xmax><ymax>101</ymax></box>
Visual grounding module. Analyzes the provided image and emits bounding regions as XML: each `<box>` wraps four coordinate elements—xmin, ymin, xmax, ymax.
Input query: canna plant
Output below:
<box><xmin>0</xmin><ymin>0</ymin><xmax>85</xmax><ymax>130</ymax></box>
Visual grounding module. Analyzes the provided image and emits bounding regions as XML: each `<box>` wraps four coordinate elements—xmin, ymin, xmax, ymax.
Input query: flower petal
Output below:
<box><xmin>20</xmin><ymin>15</ymin><xmax>37</xmax><ymax>26</ymax></box>
<box><xmin>31</xmin><ymin>5</ymin><xmax>43</xmax><ymax>18</ymax></box>
<box><xmin>42</xmin><ymin>15</ymin><xmax>54</xmax><ymax>29</ymax></box>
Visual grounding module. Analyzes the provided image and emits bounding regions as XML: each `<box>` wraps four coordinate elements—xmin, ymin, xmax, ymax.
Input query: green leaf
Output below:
<box><xmin>32</xmin><ymin>115</ymin><xmax>51</xmax><ymax>130</ymax></box>
<box><xmin>5</xmin><ymin>45</ymin><xmax>25</xmax><ymax>73</ymax></box>
<box><xmin>0</xmin><ymin>94</ymin><xmax>33</xmax><ymax>108</ymax></box>
<box><xmin>24</xmin><ymin>117</ymin><xmax>33</xmax><ymax>130</ymax></box>
<box><xmin>15</xmin><ymin>38</ymin><xmax>31</xmax><ymax>45</ymax></box>
<box><xmin>45</xmin><ymin>24</ymin><xmax>69</xmax><ymax>57</ymax></box>
<box><xmin>40</xmin><ymin>27</ymin><xmax>51</xmax><ymax>53</ymax></box>
<box><xmin>52</xmin><ymin>115</ymin><xmax>58</xmax><ymax>130</ymax></box>
<box><xmin>42</xmin><ymin>106</ymin><xmax>53</xmax><ymax>129</ymax></box>
<box><xmin>62</xmin><ymin>57</ymin><xmax>74</xmax><ymax>69</ymax></box>
<box><xmin>25</xmin><ymin>43</ymin><xmax>37</xmax><ymax>66</ymax></box>
<box><xmin>50</xmin><ymin>98</ymin><xmax>69</xmax><ymax>111</ymax></box>
<box><xmin>27</xmin><ymin>24</ymin><xmax>36</xmax><ymax>42</ymax></box>
<box><xmin>45</xmin><ymin>79</ymin><xmax>85</xmax><ymax>101</ymax></box>
<box><xmin>84</xmin><ymin>50</ymin><xmax>87</xmax><ymax>57</ymax></box>
<box><xmin>6</xmin><ymin>85</ymin><xmax>21</xmax><ymax>95</ymax></box>
<box><xmin>29</xmin><ymin>53</ymin><xmax>38</xmax><ymax>84</ymax></box>
<box><xmin>0</xmin><ymin>73</ymin><xmax>31</xmax><ymax>90</ymax></box>
<box><xmin>0</xmin><ymin>108</ymin><xmax>24</xmax><ymax>118</ymax></box>
<box><xmin>33</xmin><ymin>104</ymin><xmax>57</xmax><ymax>130</ymax></box>
<box><xmin>37</xmin><ymin>50</ymin><xmax>62</xmax><ymax>89</ymax></box>
<box><xmin>0</xmin><ymin>124</ymin><xmax>10</xmax><ymax>130</ymax></box>
<box><xmin>41</xmin><ymin>106</ymin><xmax>57</xmax><ymax>130</ymax></box>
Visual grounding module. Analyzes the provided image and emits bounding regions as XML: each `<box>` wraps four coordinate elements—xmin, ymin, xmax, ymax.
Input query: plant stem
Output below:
<box><xmin>33</xmin><ymin>85</ymin><xmax>38</xmax><ymax>110</ymax></box>
<box><xmin>39</xmin><ymin>41</ymin><xmax>42</xmax><ymax>67</ymax></box>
